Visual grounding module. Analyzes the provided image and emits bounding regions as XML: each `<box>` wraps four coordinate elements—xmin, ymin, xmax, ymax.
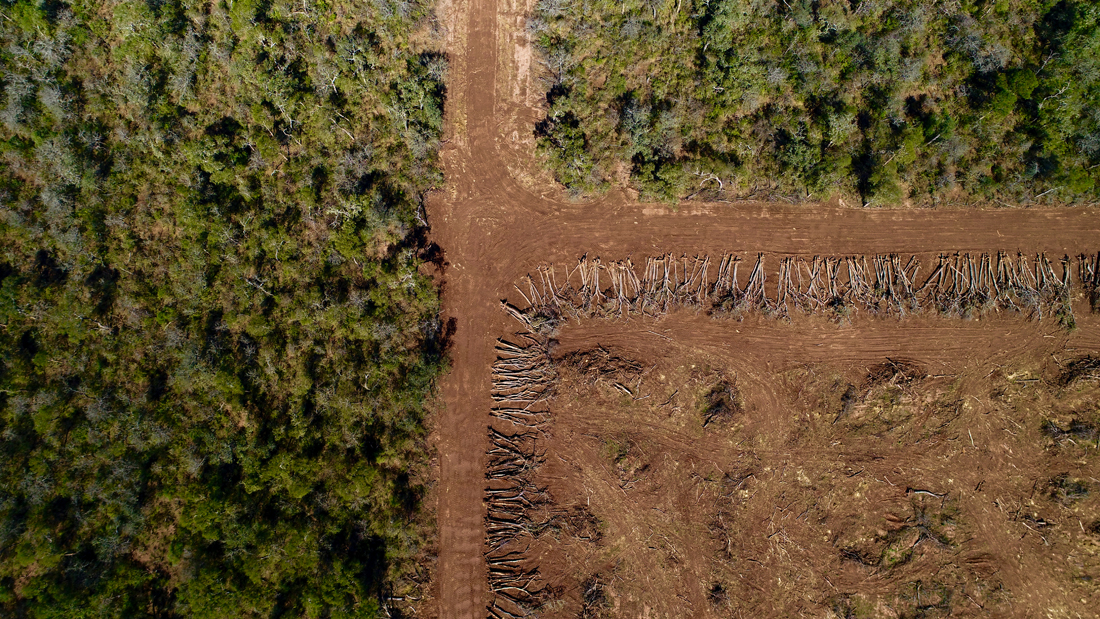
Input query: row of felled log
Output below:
<box><xmin>485</xmin><ymin>336</ymin><xmax>555</xmax><ymax>619</ymax></box>
<box><xmin>504</xmin><ymin>251</ymin><xmax>1094</xmax><ymax>330</ymax></box>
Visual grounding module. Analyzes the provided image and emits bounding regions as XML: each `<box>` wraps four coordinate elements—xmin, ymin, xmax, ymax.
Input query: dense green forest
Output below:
<box><xmin>530</xmin><ymin>0</ymin><xmax>1100</xmax><ymax>204</ymax></box>
<box><xmin>0</xmin><ymin>0</ymin><xmax>446</xmax><ymax>616</ymax></box>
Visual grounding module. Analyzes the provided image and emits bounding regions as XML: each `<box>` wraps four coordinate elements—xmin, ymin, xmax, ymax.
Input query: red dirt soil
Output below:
<box><xmin>528</xmin><ymin>326</ymin><xmax>1100</xmax><ymax>616</ymax></box>
<box><xmin>425</xmin><ymin>0</ymin><xmax>1100</xmax><ymax>614</ymax></box>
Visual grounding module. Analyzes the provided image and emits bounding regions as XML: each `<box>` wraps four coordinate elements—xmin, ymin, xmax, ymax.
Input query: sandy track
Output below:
<box><xmin>425</xmin><ymin>0</ymin><xmax>1100</xmax><ymax>613</ymax></box>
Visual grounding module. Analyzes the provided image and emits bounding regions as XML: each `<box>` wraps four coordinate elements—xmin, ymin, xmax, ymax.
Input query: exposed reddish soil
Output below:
<box><xmin>426</xmin><ymin>0</ymin><xmax>1100</xmax><ymax>614</ymax></box>
<box><xmin>517</xmin><ymin>315</ymin><xmax>1100</xmax><ymax>617</ymax></box>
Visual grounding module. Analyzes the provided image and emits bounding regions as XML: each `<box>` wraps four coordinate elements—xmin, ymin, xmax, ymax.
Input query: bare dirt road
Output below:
<box><xmin>425</xmin><ymin>0</ymin><xmax>1100</xmax><ymax>614</ymax></box>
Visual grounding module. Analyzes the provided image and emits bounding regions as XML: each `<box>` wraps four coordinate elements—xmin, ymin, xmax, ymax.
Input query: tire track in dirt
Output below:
<box><xmin>427</xmin><ymin>0</ymin><xmax>1100</xmax><ymax>613</ymax></box>
<box><xmin>550</xmin><ymin>313</ymin><xmax>1082</xmax><ymax>371</ymax></box>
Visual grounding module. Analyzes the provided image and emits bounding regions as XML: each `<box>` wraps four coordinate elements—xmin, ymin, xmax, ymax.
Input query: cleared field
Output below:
<box><xmin>427</xmin><ymin>0</ymin><xmax>1100</xmax><ymax>613</ymax></box>
<box><xmin>486</xmin><ymin>312</ymin><xmax>1100</xmax><ymax>617</ymax></box>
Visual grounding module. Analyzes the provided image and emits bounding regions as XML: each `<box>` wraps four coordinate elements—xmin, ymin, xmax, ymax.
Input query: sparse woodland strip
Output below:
<box><xmin>505</xmin><ymin>251</ymin><xmax>1094</xmax><ymax>332</ymax></box>
<box><xmin>529</xmin><ymin>0</ymin><xmax>1100</xmax><ymax>205</ymax></box>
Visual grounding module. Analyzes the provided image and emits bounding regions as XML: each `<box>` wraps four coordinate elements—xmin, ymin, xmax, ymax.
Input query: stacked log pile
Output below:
<box><xmin>485</xmin><ymin>336</ymin><xmax>555</xmax><ymax>618</ymax></box>
<box><xmin>504</xmin><ymin>251</ymin><xmax>1092</xmax><ymax>331</ymax></box>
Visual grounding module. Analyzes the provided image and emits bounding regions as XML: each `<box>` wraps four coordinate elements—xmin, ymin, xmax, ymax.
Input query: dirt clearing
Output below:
<box><xmin>487</xmin><ymin>314</ymin><xmax>1100</xmax><ymax>617</ymax></box>
<box><xmin>426</xmin><ymin>0</ymin><xmax>1100</xmax><ymax>610</ymax></box>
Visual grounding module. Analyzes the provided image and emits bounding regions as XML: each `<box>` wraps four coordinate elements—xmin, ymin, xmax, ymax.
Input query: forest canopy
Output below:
<box><xmin>0</xmin><ymin>0</ymin><xmax>446</xmax><ymax>617</ymax></box>
<box><xmin>530</xmin><ymin>0</ymin><xmax>1100</xmax><ymax>204</ymax></box>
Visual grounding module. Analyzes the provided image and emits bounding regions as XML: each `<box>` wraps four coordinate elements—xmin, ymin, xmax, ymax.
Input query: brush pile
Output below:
<box><xmin>485</xmin><ymin>335</ymin><xmax>556</xmax><ymax>618</ymax></box>
<box><xmin>1082</xmin><ymin>252</ymin><xmax>1100</xmax><ymax>313</ymax></box>
<box><xmin>504</xmin><ymin>251</ymin><xmax>1093</xmax><ymax>331</ymax></box>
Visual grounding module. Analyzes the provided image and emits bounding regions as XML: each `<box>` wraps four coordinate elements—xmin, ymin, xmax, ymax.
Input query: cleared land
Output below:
<box><xmin>427</xmin><ymin>0</ymin><xmax>1100</xmax><ymax>616</ymax></box>
<box><xmin>486</xmin><ymin>314</ymin><xmax>1100</xmax><ymax>617</ymax></box>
